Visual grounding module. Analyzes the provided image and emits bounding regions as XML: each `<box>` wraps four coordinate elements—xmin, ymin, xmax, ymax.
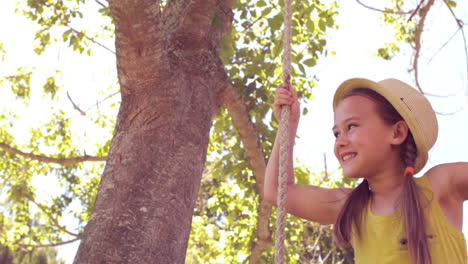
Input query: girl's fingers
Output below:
<box><xmin>276</xmin><ymin>93</ymin><xmax>292</xmax><ymax>101</ymax></box>
<box><xmin>275</xmin><ymin>89</ymin><xmax>293</xmax><ymax>99</ymax></box>
<box><xmin>275</xmin><ymin>94</ymin><xmax>293</xmax><ymax>103</ymax></box>
<box><xmin>273</xmin><ymin>84</ymin><xmax>299</xmax><ymax>125</ymax></box>
<box><xmin>276</xmin><ymin>84</ymin><xmax>291</xmax><ymax>93</ymax></box>
<box><xmin>274</xmin><ymin>85</ymin><xmax>295</xmax><ymax>108</ymax></box>
<box><xmin>275</xmin><ymin>100</ymin><xmax>292</xmax><ymax>107</ymax></box>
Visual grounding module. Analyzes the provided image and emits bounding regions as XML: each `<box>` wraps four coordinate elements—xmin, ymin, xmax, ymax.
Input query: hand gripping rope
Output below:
<box><xmin>275</xmin><ymin>0</ymin><xmax>292</xmax><ymax>263</ymax></box>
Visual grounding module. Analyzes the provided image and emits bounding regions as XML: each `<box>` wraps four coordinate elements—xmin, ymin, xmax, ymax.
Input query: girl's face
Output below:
<box><xmin>333</xmin><ymin>95</ymin><xmax>397</xmax><ymax>179</ymax></box>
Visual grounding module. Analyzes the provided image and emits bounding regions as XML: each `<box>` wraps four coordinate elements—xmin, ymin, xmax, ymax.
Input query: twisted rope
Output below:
<box><xmin>275</xmin><ymin>0</ymin><xmax>293</xmax><ymax>263</ymax></box>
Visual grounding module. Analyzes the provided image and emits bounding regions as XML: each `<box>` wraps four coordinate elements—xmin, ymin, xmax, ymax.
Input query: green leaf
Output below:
<box><xmin>62</xmin><ymin>28</ymin><xmax>73</xmax><ymax>41</ymax></box>
<box><xmin>303</xmin><ymin>58</ymin><xmax>316</xmax><ymax>67</ymax></box>
<box><xmin>318</xmin><ymin>19</ymin><xmax>326</xmax><ymax>31</ymax></box>
<box><xmin>298</xmin><ymin>63</ymin><xmax>305</xmax><ymax>75</ymax></box>
<box><xmin>5</xmin><ymin>67</ymin><xmax>33</xmax><ymax>100</ymax></box>
<box><xmin>306</xmin><ymin>18</ymin><xmax>315</xmax><ymax>33</ymax></box>
<box><xmin>256</xmin><ymin>0</ymin><xmax>266</xmax><ymax>8</ymax></box>
<box><xmin>269</xmin><ymin>13</ymin><xmax>283</xmax><ymax>32</ymax></box>
<box><xmin>43</xmin><ymin>76</ymin><xmax>59</xmax><ymax>99</ymax></box>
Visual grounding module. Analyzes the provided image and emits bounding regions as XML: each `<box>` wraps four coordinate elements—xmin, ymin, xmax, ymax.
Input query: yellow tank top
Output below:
<box><xmin>352</xmin><ymin>175</ymin><xmax>467</xmax><ymax>264</ymax></box>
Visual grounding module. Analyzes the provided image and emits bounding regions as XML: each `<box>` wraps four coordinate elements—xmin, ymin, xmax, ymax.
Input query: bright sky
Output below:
<box><xmin>1</xmin><ymin>0</ymin><xmax>468</xmax><ymax>263</ymax></box>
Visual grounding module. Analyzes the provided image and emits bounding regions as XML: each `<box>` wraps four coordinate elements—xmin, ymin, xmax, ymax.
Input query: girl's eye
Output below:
<box><xmin>333</xmin><ymin>131</ymin><xmax>340</xmax><ymax>138</ymax></box>
<box><xmin>348</xmin><ymin>124</ymin><xmax>357</xmax><ymax>130</ymax></box>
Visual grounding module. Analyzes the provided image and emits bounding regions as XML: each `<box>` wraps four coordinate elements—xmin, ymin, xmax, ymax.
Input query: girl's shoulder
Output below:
<box><xmin>426</xmin><ymin>162</ymin><xmax>468</xmax><ymax>202</ymax></box>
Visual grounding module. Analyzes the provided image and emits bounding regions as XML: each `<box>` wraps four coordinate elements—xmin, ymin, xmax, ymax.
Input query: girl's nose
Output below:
<box><xmin>335</xmin><ymin>135</ymin><xmax>349</xmax><ymax>149</ymax></box>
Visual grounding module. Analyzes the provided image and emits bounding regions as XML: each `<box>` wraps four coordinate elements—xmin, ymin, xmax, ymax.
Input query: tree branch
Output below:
<box><xmin>25</xmin><ymin>195</ymin><xmax>81</xmax><ymax>238</ymax></box>
<box><xmin>355</xmin><ymin>0</ymin><xmax>413</xmax><ymax>15</ymax></box>
<box><xmin>321</xmin><ymin>244</ymin><xmax>335</xmax><ymax>262</ymax></box>
<box><xmin>68</xmin><ymin>26</ymin><xmax>116</xmax><ymax>55</ymax></box>
<box><xmin>18</xmin><ymin>237</ymin><xmax>81</xmax><ymax>248</ymax></box>
<box><xmin>443</xmin><ymin>0</ymin><xmax>465</xmax><ymax>28</ymax></box>
<box><xmin>427</xmin><ymin>27</ymin><xmax>461</xmax><ymax>64</ymax></box>
<box><xmin>221</xmin><ymin>83</ymin><xmax>272</xmax><ymax>263</ymax></box>
<box><xmin>411</xmin><ymin>0</ymin><xmax>435</xmax><ymax>95</ymax></box>
<box><xmin>443</xmin><ymin>0</ymin><xmax>468</xmax><ymax>101</ymax></box>
<box><xmin>0</xmin><ymin>142</ymin><xmax>107</xmax><ymax>165</ymax></box>
<box><xmin>461</xmin><ymin>29</ymin><xmax>468</xmax><ymax>101</ymax></box>
<box><xmin>407</xmin><ymin>0</ymin><xmax>425</xmax><ymax>22</ymax></box>
<box><xmin>95</xmin><ymin>0</ymin><xmax>108</xmax><ymax>9</ymax></box>
<box><xmin>355</xmin><ymin>0</ymin><xmax>462</xmax><ymax>103</ymax></box>
<box><xmin>67</xmin><ymin>91</ymin><xmax>87</xmax><ymax>116</ymax></box>
<box><xmin>310</xmin><ymin>225</ymin><xmax>324</xmax><ymax>258</ymax></box>
<box><xmin>84</xmin><ymin>91</ymin><xmax>121</xmax><ymax>113</ymax></box>
<box><xmin>410</xmin><ymin>0</ymin><xmax>466</xmax><ymax>115</ymax></box>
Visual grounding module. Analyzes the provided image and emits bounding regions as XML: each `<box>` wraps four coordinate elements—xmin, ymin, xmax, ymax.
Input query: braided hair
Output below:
<box><xmin>401</xmin><ymin>134</ymin><xmax>431</xmax><ymax>264</ymax></box>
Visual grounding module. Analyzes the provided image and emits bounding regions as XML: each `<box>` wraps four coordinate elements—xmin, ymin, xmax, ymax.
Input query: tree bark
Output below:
<box><xmin>74</xmin><ymin>0</ymin><xmax>232</xmax><ymax>263</ymax></box>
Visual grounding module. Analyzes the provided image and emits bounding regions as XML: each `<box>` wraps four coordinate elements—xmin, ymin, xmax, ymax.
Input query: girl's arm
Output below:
<box><xmin>428</xmin><ymin>162</ymin><xmax>468</xmax><ymax>201</ymax></box>
<box><xmin>263</xmin><ymin>85</ymin><xmax>351</xmax><ymax>224</ymax></box>
<box><xmin>449</xmin><ymin>162</ymin><xmax>468</xmax><ymax>200</ymax></box>
<box><xmin>426</xmin><ymin>162</ymin><xmax>468</xmax><ymax>231</ymax></box>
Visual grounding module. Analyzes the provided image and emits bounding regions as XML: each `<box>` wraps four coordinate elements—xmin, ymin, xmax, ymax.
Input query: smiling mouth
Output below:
<box><xmin>342</xmin><ymin>153</ymin><xmax>356</xmax><ymax>162</ymax></box>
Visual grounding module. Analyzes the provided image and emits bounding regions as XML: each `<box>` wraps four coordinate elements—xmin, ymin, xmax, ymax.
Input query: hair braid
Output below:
<box><xmin>402</xmin><ymin>134</ymin><xmax>431</xmax><ymax>264</ymax></box>
<box><xmin>404</xmin><ymin>135</ymin><xmax>417</xmax><ymax>168</ymax></box>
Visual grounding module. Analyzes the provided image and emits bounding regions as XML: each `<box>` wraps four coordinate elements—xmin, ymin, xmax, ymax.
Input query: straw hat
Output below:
<box><xmin>332</xmin><ymin>78</ymin><xmax>438</xmax><ymax>174</ymax></box>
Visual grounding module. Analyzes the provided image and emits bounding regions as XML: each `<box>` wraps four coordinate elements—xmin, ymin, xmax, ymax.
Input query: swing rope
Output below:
<box><xmin>275</xmin><ymin>0</ymin><xmax>292</xmax><ymax>263</ymax></box>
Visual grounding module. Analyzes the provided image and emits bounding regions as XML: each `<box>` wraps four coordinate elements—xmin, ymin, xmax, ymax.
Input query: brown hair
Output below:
<box><xmin>333</xmin><ymin>88</ymin><xmax>431</xmax><ymax>264</ymax></box>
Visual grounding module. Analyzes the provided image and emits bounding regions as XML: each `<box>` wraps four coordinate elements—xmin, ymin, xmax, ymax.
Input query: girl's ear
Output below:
<box><xmin>390</xmin><ymin>120</ymin><xmax>409</xmax><ymax>146</ymax></box>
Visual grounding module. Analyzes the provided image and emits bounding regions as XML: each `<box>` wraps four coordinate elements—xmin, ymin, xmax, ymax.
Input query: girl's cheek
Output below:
<box><xmin>333</xmin><ymin>144</ymin><xmax>339</xmax><ymax>159</ymax></box>
<box><xmin>348</xmin><ymin>130</ymin><xmax>358</xmax><ymax>141</ymax></box>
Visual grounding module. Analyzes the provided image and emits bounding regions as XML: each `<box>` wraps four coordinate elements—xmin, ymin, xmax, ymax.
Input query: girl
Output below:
<box><xmin>264</xmin><ymin>78</ymin><xmax>468</xmax><ymax>264</ymax></box>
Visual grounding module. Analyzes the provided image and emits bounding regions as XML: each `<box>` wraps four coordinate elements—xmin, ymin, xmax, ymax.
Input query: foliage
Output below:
<box><xmin>0</xmin><ymin>242</ymin><xmax>65</xmax><ymax>264</ymax></box>
<box><xmin>0</xmin><ymin>0</ymin><xmax>118</xmax><ymax>255</ymax></box>
<box><xmin>3</xmin><ymin>0</ymin><xmax>455</xmax><ymax>263</ymax></box>
<box><xmin>188</xmin><ymin>160</ymin><xmax>355</xmax><ymax>263</ymax></box>
<box><xmin>17</xmin><ymin>0</ymin><xmax>113</xmax><ymax>55</ymax></box>
<box><xmin>375</xmin><ymin>0</ymin><xmax>417</xmax><ymax>60</ymax></box>
<box><xmin>185</xmin><ymin>0</ymin><xmax>351</xmax><ymax>262</ymax></box>
<box><xmin>374</xmin><ymin>0</ymin><xmax>462</xmax><ymax>63</ymax></box>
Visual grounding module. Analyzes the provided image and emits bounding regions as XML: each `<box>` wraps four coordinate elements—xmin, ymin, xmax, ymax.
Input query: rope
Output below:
<box><xmin>275</xmin><ymin>0</ymin><xmax>293</xmax><ymax>263</ymax></box>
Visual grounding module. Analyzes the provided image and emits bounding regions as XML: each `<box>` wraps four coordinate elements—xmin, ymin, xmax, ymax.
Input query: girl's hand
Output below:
<box><xmin>273</xmin><ymin>84</ymin><xmax>300</xmax><ymax>130</ymax></box>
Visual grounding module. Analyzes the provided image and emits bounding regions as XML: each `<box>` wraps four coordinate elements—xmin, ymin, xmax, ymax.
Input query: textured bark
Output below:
<box><xmin>221</xmin><ymin>83</ymin><xmax>272</xmax><ymax>263</ymax></box>
<box><xmin>73</xmin><ymin>0</ymin><xmax>232</xmax><ymax>263</ymax></box>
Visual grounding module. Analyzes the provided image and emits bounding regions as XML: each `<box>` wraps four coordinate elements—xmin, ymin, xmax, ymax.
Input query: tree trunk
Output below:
<box><xmin>74</xmin><ymin>0</ymin><xmax>232</xmax><ymax>263</ymax></box>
